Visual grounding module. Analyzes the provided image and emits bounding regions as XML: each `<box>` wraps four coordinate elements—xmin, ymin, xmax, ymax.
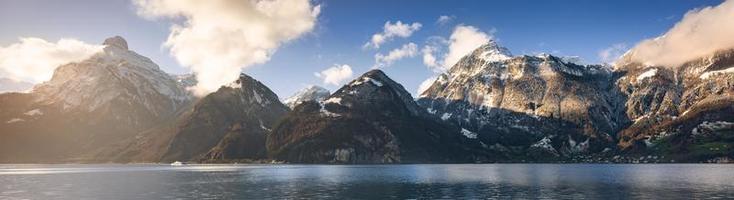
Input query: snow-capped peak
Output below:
<box><xmin>33</xmin><ymin>36</ymin><xmax>191</xmax><ymax>114</ymax></box>
<box><xmin>283</xmin><ymin>85</ymin><xmax>330</xmax><ymax>108</ymax></box>
<box><xmin>475</xmin><ymin>40</ymin><xmax>513</xmax><ymax>63</ymax></box>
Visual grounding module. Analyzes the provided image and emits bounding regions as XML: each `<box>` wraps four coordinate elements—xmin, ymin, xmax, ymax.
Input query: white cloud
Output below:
<box><xmin>0</xmin><ymin>38</ymin><xmax>103</xmax><ymax>83</ymax></box>
<box><xmin>436</xmin><ymin>15</ymin><xmax>455</xmax><ymax>25</ymax></box>
<box><xmin>363</xmin><ymin>21</ymin><xmax>422</xmax><ymax>49</ymax></box>
<box><xmin>417</xmin><ymin>76</ymin><xmax>437</xmax><ymax>96</ymax></box>
<box><xmin>443</xmin><ymin>25</ymin><xmax>492</xmax><ymax>70</ymax></box>
<box><xmin>134</xmin><ymin>0</ymin><xmax>320</xmax><ymax>96</ymax></box>
<box><xmin>315</xmin><ymin>64</ymin><xmax>353</xmax><ymax>86</ymax></box>
<box><xmin>443</xmin><ymin>25</ymin><xmax>492</xmax><ymax>69</ymax></box>
<box><xmin>421</xmin><ymin>45</ymin><xmax>440</xmax><ymax>70</ymax></box>
<box><xmin>598</xmin><ymin>43</ymin><xmax>627</xmax><ymax>64</ymax></box>
<box><xmin>624</xmin><ymin>0</ymin><xmax>734</xmax><ymax>67</ymax></box>
<box><xmin>420</xmin><ymin>25</ymin><xmax>494</xmax><ymax>72</ymax></box>
<box><xmin>374</xmin><ymin>42</ymin><xmax>418</xmax><ymax>68</ymax></box>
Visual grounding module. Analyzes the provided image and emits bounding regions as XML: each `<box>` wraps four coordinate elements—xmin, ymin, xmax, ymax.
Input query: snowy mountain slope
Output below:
<box><xmin>283</xmin><ymin>85</ymin><xmax>330</xmax><ymax>109</ymax></box>
<box><xmin>418</xmin><ymin>41</ymin><xmax>621</xmax><ymax>160</ymax></box>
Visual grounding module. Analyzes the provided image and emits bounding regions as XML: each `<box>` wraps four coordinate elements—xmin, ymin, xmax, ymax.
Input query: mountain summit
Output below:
<box><xmin>0</xmin><ymin>36</ymin><xmax>192</xmax><ymax>162</ymax></box>
<box><xmin>103</xmin><ymin>36</ymin><xmax>129</xmax><ymax>50</ymax></box>
<box><xmin>474</xmin><ymin>40</ymin><xmax>513</xmax><ymax>63</ymax></box>
<box><xmin>283</xmin><ymin>85</ymin><xmax>330</xmax><ymax>109</ymax></box>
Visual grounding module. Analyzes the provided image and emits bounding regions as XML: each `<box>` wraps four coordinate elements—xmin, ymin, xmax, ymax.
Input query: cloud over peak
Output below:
<box><xmin>421</xmin><ymin>25</ymin><xmax>494</xmax><ymax>72</ymax></box>
<box><xmin>364</xmin><ymin>21</ymin><xmax>422</xmax><ymax>49</ymax></box>
<box><xmin>134</xmin><ymin>0</ymin><xmax>321</xmax><ymax>96</ymax></box>
<box><xmin>0</xmin><ymin>38</ymin><xmax>103</xmax><ymax>83</ymax></box>
<box><xmin>624</xmin><ymin>0</ymin><xmax>734</xmax><ymax>67</ymax></box>
<box><xmin>315</xmin><ymin>64</ymin><xmax>353</xmax><ymax>86</ymax></box>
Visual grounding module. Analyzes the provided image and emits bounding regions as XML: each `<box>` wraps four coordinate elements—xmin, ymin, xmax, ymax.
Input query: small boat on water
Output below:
<box><xmin>170</xmin><ymin>161</ymin><xmax>184</xmax><ymax>166</ymax></box>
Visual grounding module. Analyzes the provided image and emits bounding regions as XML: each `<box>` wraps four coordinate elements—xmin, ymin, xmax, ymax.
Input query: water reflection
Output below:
<box><xmin>0</xmin><ymin>164</ymin><xmax>733</xmax><ymax>199</ymax></box>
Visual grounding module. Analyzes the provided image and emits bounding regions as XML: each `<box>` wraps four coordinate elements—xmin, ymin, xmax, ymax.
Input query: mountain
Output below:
<box><xmin>418</xmin><ymin>41</ymin><xmax>624</xmax><ymax>161</ymax></box>
<box><xmin>1</xmin><ymin>35</ymin><xmax>730</xmax><ymax>164</ymax></box>
<box><xmin>160</xmin><ymin>73</ymin><xmax>289</xmax><ymax>162</ymax></box>
<box><xmin>0</xmin><ymin>78</ymin><xmax>33</xmax><ymax>93</ymax></box>
<box><xmin>283</xmin><ymin>85</ymin><xmax>330</xmax><ymax>109</ymax></box>
<box><xmin>0</xmin><ymin>36</ymin><xmax>193</xmax><ymax>163</ymax></box>
<box><xmin>267</xmin><ymin>70</ymin><xmax>490</xmax><ymax>163</ymax></box>
<box><xmin>614</xmin><ymin>49</ymin><xmax>734</xmax><ymax>162</ymax></box>
<box><xmin>417</xmin><ymin>40</ymin><xmax>734</xmax><ymax>163</ymax></box>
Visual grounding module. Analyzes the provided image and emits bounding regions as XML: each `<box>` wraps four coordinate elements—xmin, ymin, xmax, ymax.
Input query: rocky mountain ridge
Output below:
<box><xmin>267</xmin><ymin>70</ymin><xmax>491</xmax><ymax>163</ymax></box>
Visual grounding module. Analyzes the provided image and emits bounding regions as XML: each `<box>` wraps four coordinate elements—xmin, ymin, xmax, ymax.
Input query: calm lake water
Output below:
<box><xmin>1</xmin><ymin>164</ymin><xmax>733</xmax><ymax>199</ymax></box>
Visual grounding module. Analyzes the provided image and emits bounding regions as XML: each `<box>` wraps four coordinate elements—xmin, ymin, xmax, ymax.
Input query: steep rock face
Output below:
<box><xmin>0</xmin><ymin>36</ymin><xmax>192</xmax><ymax>163</ymax></box>
<box><xmin>161</xmin><ymin>74</ymin><xmax>289</xmax><ymax>162</ymax></box>
<box><xmin>616</xmin><ymin>49</ymin><xmax>734</xmax><ymax>162</ymax></box>
<box><xmin>283</xmin><ymin>85</ymin><xmax>330</xmax><ymax>109</ymax></box>
<box><xmin>268</xmin><ymin>70</ymin><xmax>486</xmax><ymax>163</ymax></box>
<box><xmin>418</xmin><ymin>41</ymin><xmax>623</xmax><ymax>160</ymax></box>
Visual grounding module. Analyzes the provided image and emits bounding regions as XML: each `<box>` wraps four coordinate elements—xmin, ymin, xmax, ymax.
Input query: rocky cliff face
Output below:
<box><xmin>267</xmin><ymin>70</ymin><xmax>489</xmax><ymax>163</ymax></box>
<box><xmin>0</xmin><ymin>36</ymin><xmax>193</xmax><ymax>163</ymax></box>
<box><xmin>417</xmin><ymin>41</ymin><xmax>623</xmax><ymax>161</ymax></box>
<box><xmin>615</xmin><ymin>49</ymin><xmax>734</xmax><ymax>162</ymax></box>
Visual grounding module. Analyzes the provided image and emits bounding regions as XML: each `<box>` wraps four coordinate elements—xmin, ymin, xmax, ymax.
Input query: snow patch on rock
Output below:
<box><xmin>699</xmin><ymin>67</ymin><xmax>734</xmax><ymax>79</ymax></box>
<box><xmin>23</xmin><ymin>109</ymin><xmax>43</xmax><ymax>116</ymax></box>
<box><xmin>636</xmin><ymin>68</ymin><xmax>658</xmax><ymax>81</ymax></box>
<box><xmin>441</xmin><ymin>113</ymin><xmax>452</xmax><ymax>121</ymax></box>
<box><xmin>6</xmin><ymin>118</ymin><xmax>23</xmax><ymax>124</ymax></box>
<box><xmin>324</xmin><ymin>97</ymin><xmax>342</xmax><ymax>105</ymax></box>
<box><xmin>460</xmin><ymin>128</ymin><xmax>478</xmax><ymax>139</ymax></box>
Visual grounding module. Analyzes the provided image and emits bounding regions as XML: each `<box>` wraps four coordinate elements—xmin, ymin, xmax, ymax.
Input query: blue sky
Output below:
<box><xmin>0</xmin><ymin>0</ymin><xmax>725</xmax><ymax>98</ymax></box>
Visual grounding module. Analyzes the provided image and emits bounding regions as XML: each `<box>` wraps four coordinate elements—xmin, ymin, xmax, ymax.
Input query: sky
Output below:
<box><xmin>0</xmin><ymin>0</ymin><xmax>726</xmax><ymax>98</ymax></box>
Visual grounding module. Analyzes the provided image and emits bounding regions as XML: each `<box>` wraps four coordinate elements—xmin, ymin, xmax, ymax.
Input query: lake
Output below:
<box><xmin>1</xmin><ymin>164</ymin><xmax>733</xmax><ymax>199</ymax></box>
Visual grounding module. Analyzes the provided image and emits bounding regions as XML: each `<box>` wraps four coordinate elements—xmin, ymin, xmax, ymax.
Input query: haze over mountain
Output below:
<box><xmin>0</xmin><ymin>36</ymin><xmax>192</xmax><ymax>162</ymax></box>
<box><xmin>0</xmin><ymin>78</ymin><xmax>33</xmax><ymax>93</ymax></box>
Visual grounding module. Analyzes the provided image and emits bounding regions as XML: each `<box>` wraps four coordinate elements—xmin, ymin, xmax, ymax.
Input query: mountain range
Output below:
<box><xmin>0</xmin><ymin>36</ymin><xmax>731</xmax><ymax>163</ymax></box>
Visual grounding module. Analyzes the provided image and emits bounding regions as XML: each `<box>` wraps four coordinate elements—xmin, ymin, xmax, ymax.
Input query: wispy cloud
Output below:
<box><xmin>421</xmin><ymin>45</ymin><xmax>440</xmax><ymax>70</ymax></box>
<box><xmin>0</xmin><ymin>38</ymin><xmax>102</xmax><ymax>83</ymax></box>
<box><xmin>436</xmin><ymin>15</ymin><xmax>455</xmax><ymax>26</ymax></box>
<box><xmin>134</xmin><ymin>0</ymin><xmax>321</xmax><ymax>96</ymax></box>
<box><xmin>315</xmin><ymin>64</ymin><xmax>353</xmax><ymax>86</ymax></box>
<box><xmin>598</xmin><ymin>43</ymin><xmax>628</xmax><ymax>64</ymax></box>
<box><xmin>373</xmin><ymin>42</ymin><xmax>418</xmax><ymax>68</ymax></box>
<box><xmin>363</xmin><ymin>21</ymin><xmax>422</xmax><ymax>49</ymax></box>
